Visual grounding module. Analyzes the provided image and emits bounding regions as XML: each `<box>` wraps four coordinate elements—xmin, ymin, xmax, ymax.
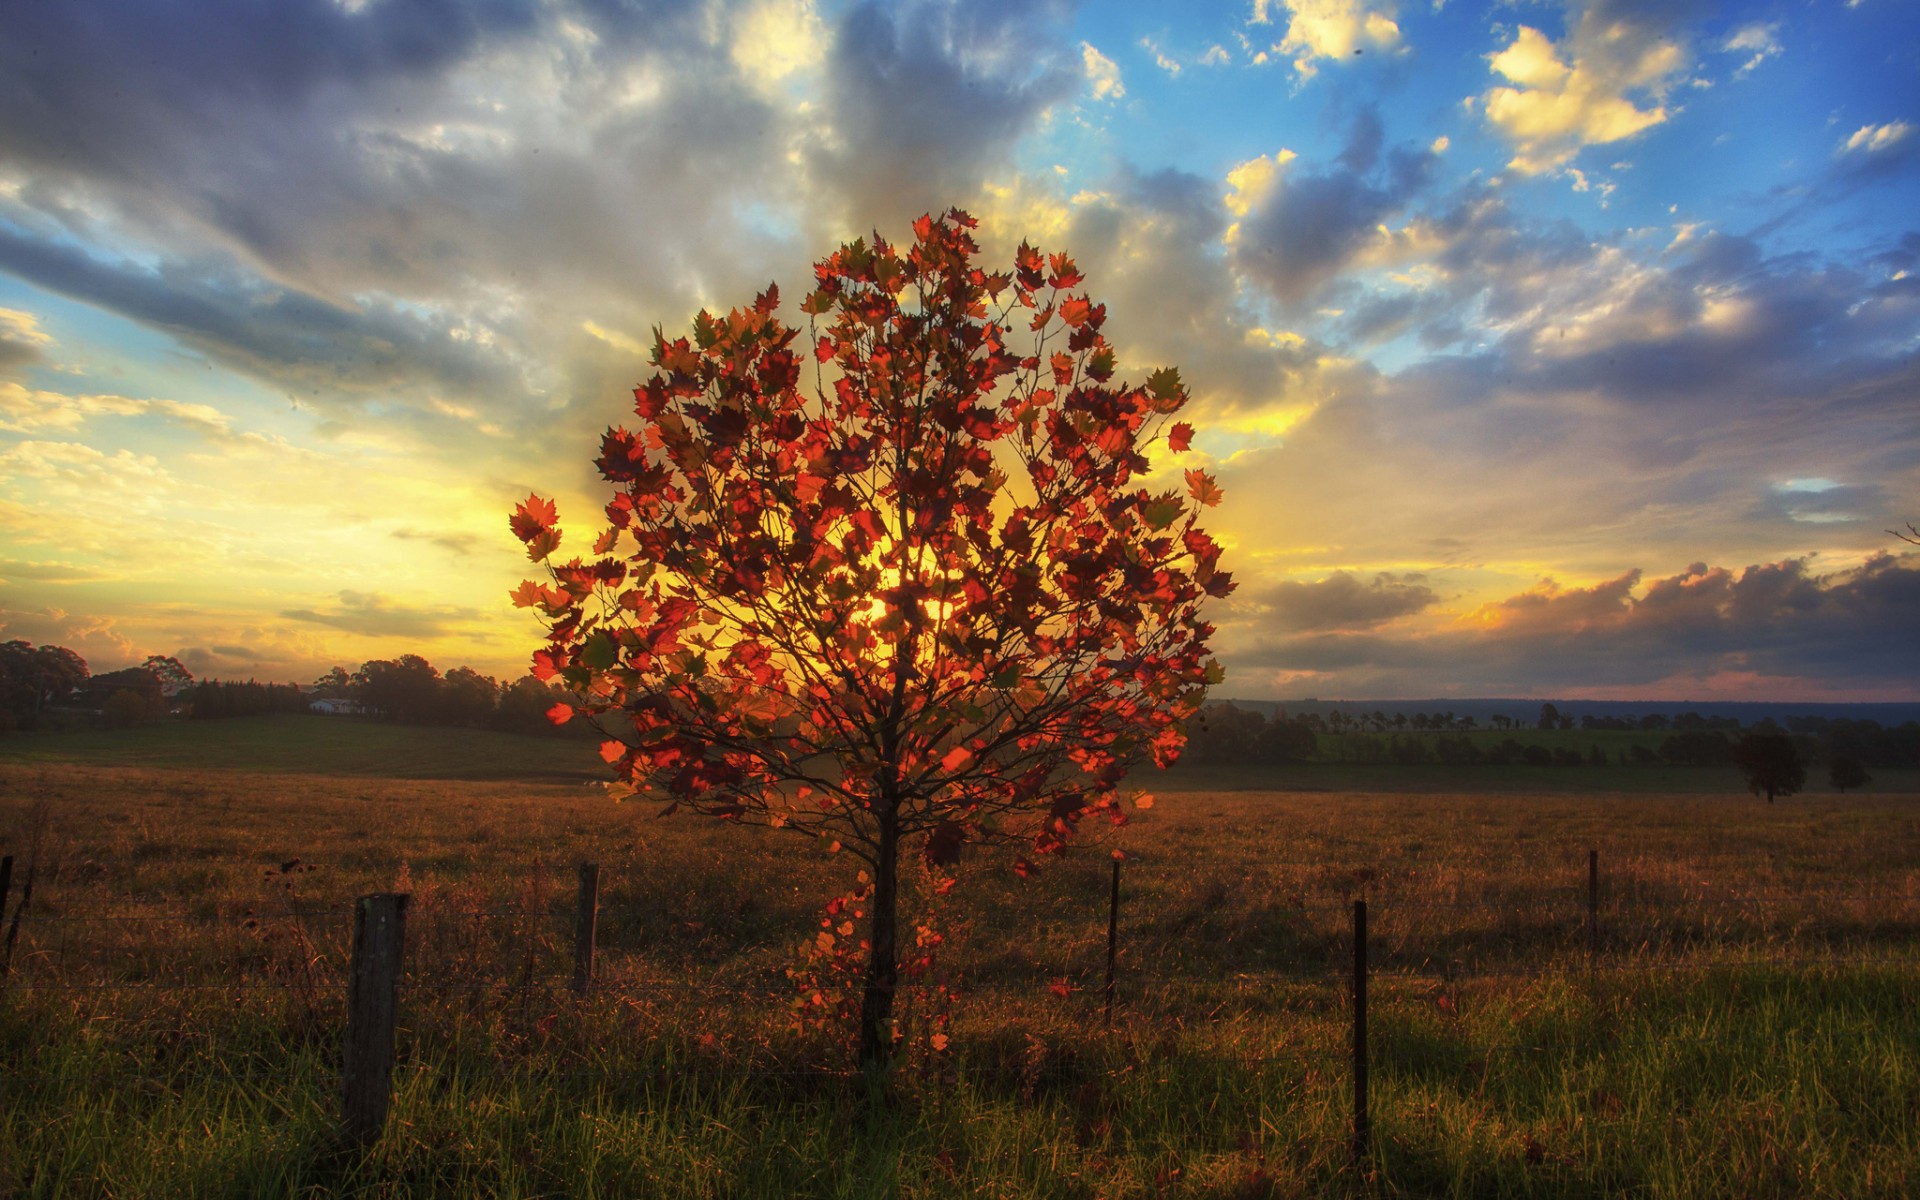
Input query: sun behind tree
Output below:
<box><xmin>511</xmin><ymin>209</ymin><xmax>1231</xmax><ymax>1064</ymax></box>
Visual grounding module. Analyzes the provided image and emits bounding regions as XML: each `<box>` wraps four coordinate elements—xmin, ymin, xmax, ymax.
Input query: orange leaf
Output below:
<box><xmin>1048</xmin><ymin>979</ymin><xmax>1073</xmax><ymax>999</ymax></box>
<box><xmin>510</xmin><ymin>494</ymin><xmax>558</xmax><ymax>541</ymax></box>
<box><xmin>1184</xmin><ymin>469</ymin><xmax>1223</xmax><ymax>507</ymax></box>
<box><xmin>1168</xmin><ymin>422</ymin><xmax>1193</xmax><ymax>453</ymax></box>
<box><xmin>941</xmin><ymin>746</ymin><xmax>974</xmax><ymax>773</ymax></box>
<box><xmin>599</xmin><ymin>739</ymin><xmax>626</xmax><ymax>764</ymax></box>
<box><xmin>547</xmin><ymin>702</ymin><xmax>574</xmax><ymax>725</ymax></box>
<box><xmin>526</xmin><ymin>527</ymin><xmax>563</xmax><ymax>560</ymax></box>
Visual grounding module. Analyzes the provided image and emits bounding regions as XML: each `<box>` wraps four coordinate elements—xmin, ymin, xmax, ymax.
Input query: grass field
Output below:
<box><xmin>2</xmin><ymin>719</ymin><xmax>1917</xmax><ymax>1197</ymax></box>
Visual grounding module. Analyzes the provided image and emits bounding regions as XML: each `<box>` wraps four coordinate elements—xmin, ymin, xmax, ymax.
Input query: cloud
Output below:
<box><xmin>281</xmin><ymin>589</ymin><xmax>485</xmax><ymax>640</ymax></box>
<box><xmin>1228</xmin><ymin>110</ymin><xmax>1437</xmax><ymax>308</ymax></box>
<box><xmin>1479</xmin><ymin>6</ymin><xmax>1689</xmax><ymax>174</ymax></box>
<box><xmin>0</xmin><ymin>307</ymin><xmax>52</xmax><ymax>375</ymax></box>
<box><xmin>1839</xmin><ymin>120</ymin><xmax>1915</xmax><ymax>161</ymax></box>
<box><xmin>1253</xmin><ymin>570</ymin><xmax>1438</xmax><ymax>631</ymax></box>
<box><xmin>1719</xmin><ymin>22</ymin><xmax>1781</xmax><ymax>78</ymax></box>
<box><xmin>1229</xmin><ymin>555</ymin><xmax>1920</xmax><ymax>696</ymax></box>
<box><xmin>391</xmin><ymin>527</ymin><xmax>483</xmax><ymax>557</ymax></box>
<box><xmin>0</xmin><ymin>381</ymin><xmax>234</xmax><ymax>436</ymax></box>
<box><xmin>813</xmin><ymin>0</ymin><xmax>1079</xmax><ymax>230</ymax></box>
<box><xmin>1254</xmin><ymin>1</ymin><xmax>1401</xmax><ymax>80</ymax></box>
<box><xmin>1081</xmin><ymin>42</ymin><xmax>1124</xmax><ymax>99</ymax></box>
<box><xmin>0</xmin><ymin>558</ymin><xmax>116</xmax><ymax>584</ymax></box>
<box><xmin>0</xmin><ymin>603</ymin><xmax>135</xmax><ymax>668</ymax></box>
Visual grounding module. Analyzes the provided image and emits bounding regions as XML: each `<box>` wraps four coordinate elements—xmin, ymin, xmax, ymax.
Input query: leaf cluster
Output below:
<box><xmin>511</xmin><ymin>210</ymin><xmax>1231</xmax><ymax>870</ymax></box>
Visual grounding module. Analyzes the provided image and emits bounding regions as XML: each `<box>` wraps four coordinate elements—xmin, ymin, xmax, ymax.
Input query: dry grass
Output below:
<box><xmin>2</xmin><ymin>757</ymin><xmax>1917</xmax><ymax>1197</ymax></box>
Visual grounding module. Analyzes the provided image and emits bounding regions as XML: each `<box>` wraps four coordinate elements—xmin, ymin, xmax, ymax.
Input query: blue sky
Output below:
<box><xmin>0</xmin><ymin>0</ymin><xmax>1915</xmax><ymax>700</ymax></box>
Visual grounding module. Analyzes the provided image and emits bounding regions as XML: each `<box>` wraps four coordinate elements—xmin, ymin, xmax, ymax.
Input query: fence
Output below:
<box><xmin>3</xmin><ymin>848</ymin><xmax>1917</xmax><ymax>1158</ymax></box>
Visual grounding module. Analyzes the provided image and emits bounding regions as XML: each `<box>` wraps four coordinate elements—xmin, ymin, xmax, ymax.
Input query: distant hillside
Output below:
<box><xmin>1217</xmin><ymin>697</ymin><xmax>1920</xmax><ymax>727</ymax></box>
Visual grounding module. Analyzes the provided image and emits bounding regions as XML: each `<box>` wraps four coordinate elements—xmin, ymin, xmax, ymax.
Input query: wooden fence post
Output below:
<box><xmin>1104</xmin><ymin>859</ymin><xmax>1121</xmax><ymax>1026</ymax></box>
<box><xmin>342</xmin><ymin>892</ymin><xmax>409</xmax><ymax>1146</ymax></box>
<box><xmin>573</xmin><ymin>862</ymin><xmax>600</xmax><ymax>995</ymax></box>
<box><xmin>1586</xmin><ymin>849</ymin><xmax>1599</xmax><ymax>960</ymax></box>
<box><xmin>0</xmin><ymin>854</ymin><xmax>12</xmax><ymax>980</ymax></box>
<box><xmin>1351</xmin><ymin>898</ymin><xmax>1369</xmax><ymax>1166</ymax></box>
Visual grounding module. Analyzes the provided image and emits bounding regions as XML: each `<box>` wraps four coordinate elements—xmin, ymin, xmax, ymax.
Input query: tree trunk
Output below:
<box><xmin>858</xmin><ymin>801</ymin><xmax>902</xmax><ymax>1068</ymax></box>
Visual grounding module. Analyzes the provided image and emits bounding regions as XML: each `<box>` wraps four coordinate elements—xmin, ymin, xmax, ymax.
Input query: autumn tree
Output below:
<box><xmin>1733</xmin><ymin>731</ymin><xmax>1806</xmax><ymax>803</ymax></box>
<box><xmin>512</xmin><ymin>210</ymin><xmax>1231</xmax><ymax>1064</ymax></box>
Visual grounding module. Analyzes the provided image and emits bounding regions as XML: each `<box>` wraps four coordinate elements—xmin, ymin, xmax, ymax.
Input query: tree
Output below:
<box><xmin>440</xmin><ymin>667</ymin><xmax>501</xmax><ymax>727</ymax></box>
<box><xmin>142</xmin><ymin>654</ymin><xmax>194</xmax><ymax>698</ymax></box>
<box><xmin>352</xmin><ymin>655</ymin><xmax>443</xmax><ymax>723</ymax></box>
<box><xmin>1828</xmin><ymin>754</ymin><xmax>1871</xmax><ymax>793</ymax></box>
<box><xmin>512</xmin><ymin>210</ymin><xmax>1230</xmax><ymax>1065</ymax></box>
<box><xmin>1537</xmin><ymin>703</ymin><xmax>1561</xmax><ymax>731</ymax></box>
<box><xmin>312</xmin><ymin>666</ymin><xmax>353</xmax><ymax>699</ymax></box>
<box><xmin>1733</xmin><ymin>732</ymin><xmax>1805</xmax><ymax>803</ymax></box>
<box><xmin>0</xmin><ymin>640</ymin><xmax>89</xmax><ymax>729</ymax></box>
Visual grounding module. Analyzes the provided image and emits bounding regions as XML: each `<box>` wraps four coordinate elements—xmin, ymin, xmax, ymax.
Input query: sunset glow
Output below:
<box><xmin>1</xmin><ymin>0</ymin><xmax>1914</xmax><ymax>700</ymax></box>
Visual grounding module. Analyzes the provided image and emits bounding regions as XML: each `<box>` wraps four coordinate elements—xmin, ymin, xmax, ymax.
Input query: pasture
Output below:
<box><xmin>1</xmin><ymin>719</ymin><xmax>1916</xmax><ymax>1197</ymax></box>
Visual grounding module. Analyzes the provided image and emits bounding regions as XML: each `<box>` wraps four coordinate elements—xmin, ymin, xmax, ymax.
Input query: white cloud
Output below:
<box><xmin>1141</xmin><ymin>37</ymin><xmax>1180</xmax><ymax>76</ymax></box>
<box><xmin>1265</xmin><ymin>0</ymin><xmax>1401</xmax><ymax>80</ymax></box>
<box><xmin>729</xmin><ymin>0</ymin><xmax>825</xmax><ymax>90</ymax></box>
<box><xmin>1481</xmin><ymin>16</ymin><xmax>1687</xmax><ymax>174</ymax></box>
<box><xmin>0</xmin><ymin>382</ymin><xmax>235</xmax><ymax>436</ymax></box>
<box><xmin>1720</xmin><ymin>22</ymin><xmax>1781</xmax><ymax>78</ymax></box>
<box><xmin>1840</xmin><ymin>121</ymin><xmax>1913</xmax><ymax>156</ymax></box>
<box><xmin>1082</xmin><ymin>41</ymin><xmax>1124</xmax><ymax>99</ymax></box>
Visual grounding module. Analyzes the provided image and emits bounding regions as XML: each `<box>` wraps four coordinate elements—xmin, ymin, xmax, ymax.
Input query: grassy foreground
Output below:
<box><xmin>1</xmin><ymin>725</ymin><xmax>1916</xmax><ymax>1197</ymax></box>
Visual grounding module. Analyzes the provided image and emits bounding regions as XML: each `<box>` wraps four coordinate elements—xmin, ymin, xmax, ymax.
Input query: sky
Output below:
<box><xmin>0</xmin><ymin>0</ymin><xmax>1915</xmax><ymax>702</ymax></box>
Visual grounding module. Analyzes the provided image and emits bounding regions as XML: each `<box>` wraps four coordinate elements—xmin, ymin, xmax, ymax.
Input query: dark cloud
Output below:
<box><xmin>0</xmin><ymin>330</ymin><xmax>43</xmax><ymax>375</ymax></box>
<box><xmin>0</xmin><ymin>228</ymin><xmax>534</xmax><ymax>407</ymax></box>
<box><xmin>282</xmin><ymin>590</ymin><xmax>483</xmax><ymax>640</ymax></box>
<box><xmin>1230</xmin><ymin>555</ymin><xmax>1920</xmax><ymax>694</ymax></box>
<box><xmin>817</xmin><ymin>0</ymin><xmax>1079</xmax><ymax>229</ymax></box>
<box><xmin>1232</xmin><ymin>110</ymin><xmax>1438</xmax><ymax>309</ymax></box>
<box><xmin>1252</xmin><ymin>571</ymin><xmax>1438</xmax><ymax>632</ymax></box>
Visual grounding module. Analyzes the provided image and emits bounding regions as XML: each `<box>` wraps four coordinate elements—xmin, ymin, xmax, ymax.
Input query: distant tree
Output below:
<box><xmin>102</xmin><ymin>687</ymin><xmax>161</xmax><ymax>728</ymax></box>
<box><xmin>439</xmin><ymin>667</ymin><xmax>500</xmax><ymax>727</ymax></box>
<box><xmin>142</xmin><ymin>655</ymin><xmax>194</xmax><ymax>698</ymax></box>
<box><xmin>311</xmin><ymin>666</ymin><xmax>353</xmax><ymax>699</ymax></box>
<box><xmin>511</xmin><ymin>211</ymin><xmax>1229</xmax><ymax>1065</ymax></box>
<box><xmin>1733</xmin><ymin>732</ymin><xmax>1806</xmax><ymax>803</ymax></box>
<box><xmin>493</xmin><ymin>675</ymin><xmax>585</xmax><ymax>735</ymax></box>
<box><xmin>353</xmin><ymin>655</ymin><xmax>443</xmax><ymax>723</ymax></box>
<box><xmin>1828</xmin><ymin>754</ymin><xmax>1871</xmax><ymax>794</ymax></box>
<box><xmin>1</xmin><ymin>640</ymin><xmax>90</xmax><ymax>729</ymax></box>
<box><xmin>84</xmin><ymin>665</ymin><xmax>164</xmax><ymax>712</ymax></box>
<box><xmin>1537</xmin><ymin>703</ymin><xmax>1561</xmax><ymax>731</ymax></box>
<box><xmin>1255</xmin><ymin>715</ymin><xmax>1318</xmax><ymax>763</ymax></box>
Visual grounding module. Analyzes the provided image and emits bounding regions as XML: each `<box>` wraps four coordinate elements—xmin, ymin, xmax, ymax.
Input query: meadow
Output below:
<box><xmin>1</xmin><ymin>718</ymin><xmax>1916</xmax><ymax>1198</ymax></box>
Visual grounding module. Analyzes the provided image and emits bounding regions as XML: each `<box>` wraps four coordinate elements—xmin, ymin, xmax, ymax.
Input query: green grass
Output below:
<box><xmin>1</xmin><ymin>740</ymin><xmax>1916</xmax><ymax>1196</ymax></box>
<box><xmin>0</xmin><ymin>713</ymin><xmax>605</xmax><ymax>781</ymax></box>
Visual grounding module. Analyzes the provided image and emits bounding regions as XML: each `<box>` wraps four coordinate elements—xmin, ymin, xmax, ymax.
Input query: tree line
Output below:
<box><xmin>1180</xmin><ymin>701</ymin><xmax>1911</xmax><ymax>792</ymax></box>
<box><xmin>307</xmin><ymin>655</ymin><xmax>586</xmax><ymax>737</ymax></box>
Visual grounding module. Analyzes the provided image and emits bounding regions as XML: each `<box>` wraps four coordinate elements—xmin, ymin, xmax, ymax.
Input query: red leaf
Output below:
<box><xmin>547</xmin><ymin>703</ymin><xmax>574</xmax><ymax>725</ymax></box>
<box><xmin>1168</xmin><ymin>422</ymin><xmax>1194</xmax><ymax>453</ymax></box>
<box><xmin>940</xmin><ymin>746</ymin><xmax>973</xmax><ymax>773</ymax></box>
<box><xmin>599</xmin><ymin>739</ymin><xmax>626</xmax><ymax>764</ymax></box>
<box><xmin>1048</xmin><ymin>979</ymin><xmax>1073</xmax><ymax>999</ymax></box>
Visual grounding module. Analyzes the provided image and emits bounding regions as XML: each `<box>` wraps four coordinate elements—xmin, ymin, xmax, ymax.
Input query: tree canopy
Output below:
<box><xmin>512</xmin><ymin>209</ymin><xmax>1230</xmax><ymax>1061</ymax></box>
